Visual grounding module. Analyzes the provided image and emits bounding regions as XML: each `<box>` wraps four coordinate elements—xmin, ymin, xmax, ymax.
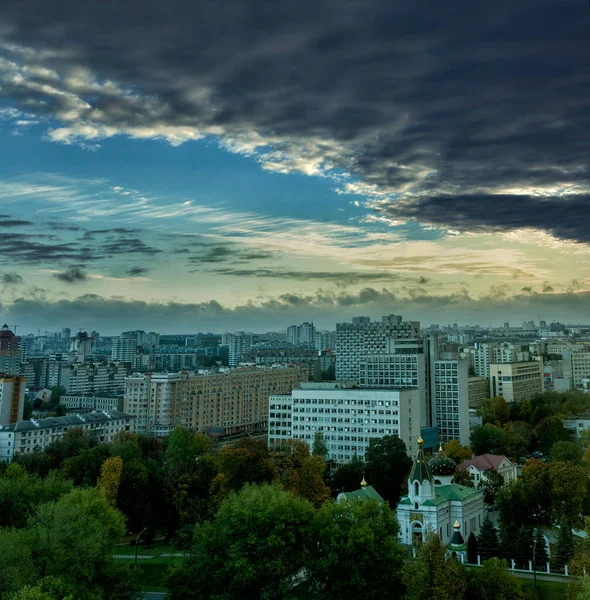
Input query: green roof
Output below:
<box><xmin>341</xmin><ymin>485</ymin><xmax>385</xmax><ymax>503</ymax></box>
<box><xmin>409</xmin><ymin>446</ymin><xmax>434</xmax><ymax>484</ymax></box>
<box><xmin>399</xmin><ymin>484</ymin><xmax>482</xmax><ymax>507</ymax></box>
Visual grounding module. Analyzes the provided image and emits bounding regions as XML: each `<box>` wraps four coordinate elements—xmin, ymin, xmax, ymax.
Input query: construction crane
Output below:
<box><xmin>12</xmin><ymin>324</ymin><xmax>20</xmax><ymax>334</ymax></box>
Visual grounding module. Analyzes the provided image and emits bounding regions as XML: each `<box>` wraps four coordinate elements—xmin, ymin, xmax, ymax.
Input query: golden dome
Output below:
<box><xmin>361</xmin><ymin>475</ymin><xmax>368</xmax><ymax>487</ymax></box>
<box><xmin>417</xmin><ymin>435</ymin><xmax>424</xmax><ymax>446</ymax></box>
<box><xmin>453</xmin><ymin>520</ymin><xmax>461</xmax><ymax>529</ymax></box>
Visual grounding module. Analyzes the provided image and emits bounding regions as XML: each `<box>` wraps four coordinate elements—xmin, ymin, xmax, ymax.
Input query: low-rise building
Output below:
<box><xmin>563</xmin><ymin>414</ymin><xmax>590</xmax><ymax>439</ymax></box>
<box><xmin>60</xmin><ymin>395</ymin><xmax>123</xmax><ymax>412</ymax></box>
<box><xmin>0</xmin><ymin>409</ymin><xmax>134</xmax><ymax>462</ymax></box>
<box><xmin>458</xmin><ymin>454</ymin><xmax>518</xmax><ymax>485</ymax></box>
<box><xmin>489</xmin><ymin>361</ymin><xmax>544</xmax><ymax>403</ymax></box>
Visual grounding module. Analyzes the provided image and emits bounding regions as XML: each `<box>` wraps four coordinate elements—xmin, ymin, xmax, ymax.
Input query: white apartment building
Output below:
<box><xmin>61</xmin><ymin>361</ymin><xmax>128</xmax><ymax>396</ymax></box>
<box><xmin>433</xmin><ymin>358</ymin><xmax>470</xmax><ymax>446</ymax></box>
<box><xmin>0</xmin><ymin>375</ymin><xmax>26</xmax><ymax>426</ymax></box>
<box><xmin>228</xmin><ymin>332</ymin><xmax>252</xmax><ymax>367</ymax></box>
<box><xmin>0</xmin><ymin>409</ymin><xmax>134</xmax><ymax>462</ymax></box>
<box><xmin>562</xmin><ymin>351</ymin><xmax>590</xmax><ymax>389</ymax></box>
<box><xmin>60</xmin><ymin>395</ymin><xmax>123</xmax><ymax>412</ymax></box>
<box><xmin>335</xmin><ymin>315</ymin><xmax>420</xmax><ymax>382</ymax></box>
<box><xmin>489</xmin><ymin>361</ymin><xmax>544</xmax><ymax>403</ymax></box>
<box><xmin>267</xmin><ymin>383</ymin><xmax>421</xmax><ymax>464</ymax></box>
<box><xmin>111</xmin><ymin>335</ymin><xmax>137</xmax><ymax>363</ymax></box>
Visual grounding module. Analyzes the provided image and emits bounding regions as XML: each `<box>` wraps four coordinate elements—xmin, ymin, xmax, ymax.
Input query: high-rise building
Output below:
<box><xmin>489</xmin><ymin>361</ymin><xmax>544</xmax><ymax>403</ymax></box>
<box><xmin>61</xmin><ymin>328</ymin><xmax>72</xmax><ymax>340</ymax></box>
<box><xmin>286</xmin><ymin>325</ymin><xmax>300</xmax><ymax>346</ymax></box>
<box><xmin>335</xmin><ymin>315</ymin><xmax>420</xmax><ymax>382</ymax></box>
<box><xmin>433</xmin><ymin>358</ymin><xmax>470</xmax><ymax>446</ymax></box>
<box><xmin>0</xmin><ymin>325</ymin><xmax>21</xmax><ymax>375</ymax></box>
<box><xmin>60</xmin><ymin>361</ymin><xmax>128</xmax><ymax>396</ymax></box>
<box><xmin>112</xmin><ymin>335</ymin><xmax>137</xmax><ymax>364</ymax></box>
<box><xmin>228</xmin><ymin>332</ymin><xmax>252</xmax><ymax>367</ymax></box>
<box><xmin>268</xmin><ymin>382</ymin><xmax>421</xmax><ymax>463</ymax></box>
<box><xmin>70</xmin><ymin>331</ymin><xmax>93</xmax><ymax>362</ymax></box>
<box><xmin>0</xmin><ymin>375</ymin><xmax>26</xmax><ymax>425</ymax></box>
<box><xmin>286</xmin><ymin>323</ymin><xmax>316</xmax><ymax>347</ymax></box>
<box><xmin>315</xmin><ymin>330</ymin><xmax>336</xmax><ymax>352</ymax></box>
<box><xmin>467</xmin><ymin>376</ymin><xmax>490</xmax><ymax>407</ymax></box>
<box><xmin>124</xmin><ymin>365</ymin><xmax>306</xmax><ymax>436</ymax></box>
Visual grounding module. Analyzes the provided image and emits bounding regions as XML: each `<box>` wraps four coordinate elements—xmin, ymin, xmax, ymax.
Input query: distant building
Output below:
<box><xmin>0</xmin><ymin>409</ymin><xmax>134</xmax><ymax>462</ymax></box>
<box><xmin>433</xmin><ymin>358</ymin><xmax>470</xmax><ymax>446</ymax></box>
<box><xmin>60</xmin><ymin>395</ymin><xmax>123</xmax><ymax>412</ymax></box>
<box><xmin>111</xmin><ymin>335</ymin><xmax>137</xmax><ymax>364</ymax></box>
<box><xmin>228</xmin><ymin>332</ymin><xmax>252</xmax><ymax>367</ymax></box>
<box><xmin>489</xmin><ymin>361</ymin><xmax>544</xmax><ymax>403</ymax></box>
<box><xmin>268</xmin><ymin>383</ymin><xmax>421</xmax><ymax>464</ymax></box>
<box><xmin>61</xmin><ymin>361</ymin><xmax>128</xmax><ymax>396</ymax></box>
<box><xmin>0</xmin><ymin>325</ymin><xmax>21</xmax><ymax>375</ymax></box>
<box><xmin>468</xmin><ymin>376</ymin><xmax>490</xmax><ymax>407</ymax></box>
<box><xmin>563</xmin><ymin>414</ymin><xmax>590</xmax><ymax>439</ymax></box>
<box><xmin>458</xmin><ymin>454</ymin><xmax>518</xmax><ymax>485</ymax></box>
<box><xmin>0</xmin><ymin>375</ymin><xmax>26</xmax><ymax>425</ymax></box>
<box><xmin>562</xmin><ymin>351</ymin><xmax>590</xmax><ymax>390</ymax></box>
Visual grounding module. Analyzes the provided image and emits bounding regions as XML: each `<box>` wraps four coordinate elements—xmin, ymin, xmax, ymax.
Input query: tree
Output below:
<box><xmin>97</xmin><ymin>456</ymin><xmax>123</xmax><ymax>506</ymax></box>
<box><xmin>535</xmin><ymin>416</ymin><xmax>571</xmax><ymax>454</ymax></box>
<box><xmin>534</xmin><ymin>528</ymin><xmax>549</xmax><ymax>568</ymax></box>
<box><xmin>454</xmin><ymin>468</ymin><xmax>475</xmax><ymax>488</ymax></box>
<box><xmin>444</xmin><ymin>440</ymin><xmax>472</xmax><ymax>465</ymax></box>
<box><xmin>551</xmin><ymin>440</ymin><xmax>583</xmax><ymax>464</ymax></box>
<box><xmin>403</xmin><ymin>534</ymin><xmax>467</xmax><ymax>600</ymax></box>
<box><xmin>312</xmin><ymin>431</ymin><xmax>328</xmax><ymax>459</ymax></box>
<box><xmin>165</xmin><ymin>427</ymin><xmax>210</xmax><ymax>472</ymax></box>
<box><xmin>298</xmin><ymin>455</ymin><xmax>331</xmax><ymax>506</ymax></box>
<box><xmin>549</xmin><ymin>461</ymin><xmax>588</xmax><ymax>528</ymax></box>
<box><xmin>167</xmin><ymin>483</ymin><xmax>315</xmax><ymax>600</ymax></box>
<box><xmin>478</xmin><ymin>397</ymin><xmax>510</xmax><ymax>426</ymax></box>
<box><xmin>503</xmin><ymin>421</ymin><xmax>534</xmax><ymax>460</ymax></box>
<box><xmin>61</xmin><ymin>445</ymin><xmax>109</xmax><ymax>487</ymax></box>
<box><xmin>470</xmin><ymin>424</ymin><xmax>506</xmax><ymax>456</ymax></box>
<box><xmin>364</xmin><ymin>435</ymin><xmax>412</xmax><ymax>503</ymax></box>
<box><xmin>477</xmin><ymin>515</ymin><xmax>500</xmax><ymax>561</ymax></box>
<box><xmin>330</xmin><ymin>457</ymin><xmax>365</xmax><ymax>495</ymax></box>
<box><xmin>478</xmin><ymin>469</ymin><xmax>504</xmax><ymax>506</ymax></box>
<box><xmin>309</xmin><ymin>498</ymin><xmax>406</xmax><ymax>599</ymax></box>
<box><xmin>465</xmin><ymin>558</ymin><xmax>525</xmax><ymax>600</ymax></box>
<box><xmin>467</xmin><ymin>532</ymin><xmax>478</xmax><ymax>564</ymax></box>
<box><xmin>555</xmin><ymin>519</ymin><xmax>575</xmax><ymax>571</ymax></box>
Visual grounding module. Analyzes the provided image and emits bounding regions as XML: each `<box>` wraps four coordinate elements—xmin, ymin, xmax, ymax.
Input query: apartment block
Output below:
<box><xmin>268</xmin><ymin>383</ymin><xmax>421</xmax><ymax>464</ymax></box>
<box><xmin>60</xmin><ymin>395</ymin><xmax>123</xmax><ymax>412</ymax></box>
<box><xmin>0</xmin><ymin>325</ymin><xmax>21</xmax><ymax>375</ymax></box>
<box><xmin>562</xmin><ymin>351</ymin><xmax>590</xmax><ymax>389</ymax></box>
<box><xmin>0</xmin><ymin>375</ymin><xmax>26</xmax><ymax>426</ymax></box>
<box><xmin>336</xmin><ymin>315</ymin><xmax>420</xmax><ymax>382</ymax></box>
<box><xmin>433</xmin><ymin>358</ymin><xmax>470</xmax><ymax>446</ymax></box>
<box><xmin>124</xmin><ymin>366</ymin><xmax>307</xmax><ymax>437</ymax></box>
<box><xmin>0</xmin><ymin>409</ymin><xmax>134</xmax><ymax>462</ymax></box>
<box><xmin>61</xmin><ymin>361</ymin><xmax>128</xmax><ymax>396</ymax></box>
<box><xmin>489</xmin><ymin>361</ymin><xmax>544</xmax><ymax>403</ymax></box>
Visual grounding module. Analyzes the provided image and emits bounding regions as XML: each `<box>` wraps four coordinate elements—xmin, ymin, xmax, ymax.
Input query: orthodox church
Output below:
<box><xmin>396</xmin><ymin>436</ymin><xmax>485</xmax><ymax>547</ymax></box>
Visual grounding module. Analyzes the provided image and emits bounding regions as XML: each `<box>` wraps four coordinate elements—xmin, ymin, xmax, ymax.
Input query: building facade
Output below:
<box><xmin>60</xmin><ymin>395</ymin><xmax>123</xmax><ymax>412</ymax></box>
<box><xmin>433</xmin><ymin>358</ymin><xmax>470</xmax><ymax>446</ymax></box>
<box><xmin>0</xmin><ymin>409</ymin><xmax>134</xmax><ymax>462</ymax></box>
<box><xmin>0</xmin><ymin>375</ymin><xmax>26</xmax><ymax>426</ymax></box>
<box><xmin>267</xmin><ymin>383</ymin><xmax>421</xmax><ymax>463</ymax></box>
<box><xmin>468</xmin><ymin>376</ymin><xmax>490</xmax><ymax>408</ymax></box>
<box><xmin>0</xmin><ymin>325</ymin><xmax>21</xmax><ymax>375</ymax></box>
<box><xmin>111</xmin><ymin>335</ymin><xmax>137</xmax><ymax>364</ymax></box>
<box><xmin>458</xmin><ymin>454</ymin><xmax>518</xmax><ymax>486</ymax></box>
<box><xmin>61</xmin><ymin>361</ymin><xmax>128</xmax><ymax>396</ymax></box>
<box><xmin>124</xmin><ymin>365</ymin><xmax>307</xmax><ymax>437</ymax></box>
<box><xmin>489</xmin><ymin>361</ymin><xmax>544</xmax><ymax>403</ymax></box>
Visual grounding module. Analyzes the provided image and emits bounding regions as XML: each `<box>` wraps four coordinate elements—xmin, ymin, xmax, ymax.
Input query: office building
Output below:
<box><xmin>111</xmin><ymin>335</ymin><xmax>137</xmax><ymax>364</ymax></box>
<box><xmin>335</xmin><ymin>314</ymin><xmax>420</xmax><ymax>382</ymax></box>
<box><xmin>562</xmin><ymin>350</ymin><xmax>590</xmax><ymax>389</ymax></box>
<box><xmin>124</xmin><ymin>365</ymin><xmax>306</xmax><ymax>437</ymax></box>
<box><xmin>0</xmin><ymin>375</ymin><xmax>26</xmax><ymax>426</ymax></box>
<box><xmin>433</xmin><ymin>358</ymin><xmax>470</xmax><ymax>446</ymax></box>
<box><xmin>468</xmin><ymin>376</ymin><xmax>490</xmax><ymax>408</ymax></box>
<box><xmin>268</xmin><ymin>383</ymin><xmax>421</xmax><ymax>464</ymax></box>
<box><xmin>0</xmin><ymin>409</ymin><xmax>134</xmax><ymax>462</ymax></box>
<box><xmin>0</xmin><ymin>325</ymin><xmax>21</xmax><ymax>375</ymax></box>
<box><xmin>489</xmin><ymin>361</ymin><xmax>544</xmax><ymax>403</ymax></box>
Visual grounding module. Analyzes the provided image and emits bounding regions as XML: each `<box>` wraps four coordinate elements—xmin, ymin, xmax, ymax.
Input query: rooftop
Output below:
<box><xmin>459</xmin><ymin>454</ymin><xmax>511</xmax><ymax>471</ymax></box>
<box><xmin>0</xmin><ymin>409</ymin><xmax>133</xmax><ymax>432</ymax></box>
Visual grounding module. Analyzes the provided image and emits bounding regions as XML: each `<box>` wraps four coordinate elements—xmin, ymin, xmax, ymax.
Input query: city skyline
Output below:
<box><xmin>1</xmin><ymin>1</ymin><xmax>590</xmax><ymax>331</ymax></box>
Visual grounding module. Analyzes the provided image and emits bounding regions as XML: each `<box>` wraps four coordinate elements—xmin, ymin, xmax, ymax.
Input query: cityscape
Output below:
<box><xmin>1</xmin><ymin>0</ymin><xmax>589</xmax><ymax>598</ymax></box>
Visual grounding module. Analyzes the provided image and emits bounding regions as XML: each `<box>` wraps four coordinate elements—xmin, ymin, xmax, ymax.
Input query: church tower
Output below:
<box><xmin>408</xmin><ymin>435</ymin><xmax>435</xmax><ymax>504</ymax></box>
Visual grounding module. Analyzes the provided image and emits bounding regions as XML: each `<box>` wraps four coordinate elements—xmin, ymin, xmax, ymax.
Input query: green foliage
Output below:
<box><xmin>549</xmin><ymin>461</ymin><xmax>588</xmax><ymax>527</ymax></box>
<box><xmin>477</xmin><ymin>469</ymin><xmax>504</xmax><ymax>506</ymax></box>
<box><xmin>503</xmin><ymin>421</ymin><xmax>534</xmax><ymax>460</ymax></box>
<box><xmin>403</xmin><ymin>534</ymin><xmax>467</xmax><ymax>600</ymax></box>
<box><xmin>465</xmin><ymin>558</ymin><xmax>525</xmax><ymax>600</ymax></box>
<box><xmin>555</xmin><ymin>519</ymin><xmax>575</xmax><ymax>571</ymax></box>
<box><xmin>329</xmin><ymin>456</ymin><xmax>365</xmax><ymax>495</ymax></box>
<box><xmin>534</xmin><ymin>528</ymin><xmax>549</xmax><ymax>567</ymax></box>
<box><xmin>454</xmin><ymin>467</ymin><xmax>475</xmax><ymax>488</ymax></box>
<box><xmin>309</xmin><ymin>499</ymin><xmax>406</xmax><ymax>600</ymax></box>
<box><xmin>535</xmin><ymin>416</ymin><xmax>571</xmax><ymax>454</ymax></box>
<box><xmin>443</xmin><ymin>440</ymin><xmax>472</xmax><ymax>464</ymax></box>
<box><xmin>477</xmin><ymin>515</ymin><xmax>500</xmax><ymax>561</ymax></box>
<box><xmin>478</xmin><ymin>397</ymin><xmax>511</xmax><ymax>426</ymax></box>
<box><xmin>167</xmin><ymin>483</ymin><xmax>315</xmax><ymax>600</ymax></box>
<box><xmin>364</xmin><ymin>434</ymin><xmax>411</xmax><ymax>503</ymax></box>
<box><xmin>61</xmin><ymin>444</ymin><xmax>109</xmax><ymax>486</ymax></box>
<box><xmin>550</xmin><ymin>441</ymin><xmax>583</xmax><ymax>464</ymax></box>
<box><xmin>312</xmin><ymin>431</ymin><xmax>328</xmax><ymax>459</ymax></box>
<box><xmin>470</xmin><ymin>424</ymin><xmax>506</xmax><ymax>455</ymax></box>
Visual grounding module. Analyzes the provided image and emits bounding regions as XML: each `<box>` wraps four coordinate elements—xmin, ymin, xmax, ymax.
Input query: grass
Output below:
<box><xmin>521</xmin><ymin>579</ymin><xmax>567</xmax><ymax>600</ymax></box>
<box><xmin>115</xmin><ymin>555</ymin><xmax>181</xmax><ymax>590</ymax></box>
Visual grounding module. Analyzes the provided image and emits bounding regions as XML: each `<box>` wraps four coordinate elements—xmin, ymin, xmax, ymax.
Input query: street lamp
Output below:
<box><xmin>532</xmin><ymin>527</ymin><xmax>537</xmax><ymax>588</ymax></box>
<box><xmin>130</xmin><ymin>528</ymin><xmax>147</xmax><ymax>566</ymax></box>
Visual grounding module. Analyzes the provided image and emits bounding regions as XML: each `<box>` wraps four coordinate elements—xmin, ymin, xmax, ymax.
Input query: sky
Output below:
<box><xmin>0</xmin><ymin>0</ymin><xmax>589</xmax><ymax>334</ymax></box>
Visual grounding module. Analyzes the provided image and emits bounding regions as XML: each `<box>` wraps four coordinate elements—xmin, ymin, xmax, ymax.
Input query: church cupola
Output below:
<box><xmin>428</xmin><ymin>443</ymin><xmax>456</xmax><ymax>486</ymax></box>
<box><xmin>408</xmin><ymin>435</ymin><xmax>435</xmax><ymax>503</ymax></box>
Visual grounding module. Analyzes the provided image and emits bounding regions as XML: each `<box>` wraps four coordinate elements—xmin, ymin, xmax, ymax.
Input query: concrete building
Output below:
<box><xmin>489</xmin><ymin>361</ymin><xmax>544</xmax><ymax>403</ymax></box>
<box><xmin>0</xmin><ymin>409</ymin><xmax>134</xmax><ymax>462</ymax></box>
<box><xmin>433</xmin><ymin>358</ymin><xmax>470</xmax><ymax>446</ymax></box>
<box><xmin>268</xmin><ymin>383</ymin><xmax>421</xmax><ymax>464</ymax></box>
<box><xmin>563</xmin><ymin>414</ymin><xmax>590</xmax><ymax>438</ymax></box>
<box><xmin>70</xmin><ymin>332</ymin><xmax>93</xmax><ymax>362</ymax></box>
<box><xmin>124</xmin><ymin>365</ymin><xmax>306</xmax><ymax>437</ymax></box>
<box><xmin>111</xmin><ymin>335</ymin><xmax>137</xmax><ymax>364</ymax></box>
<box><xmin>228</xmin><ymin>332</ymin><xmax>252</xmax><ymax>367</ymax></box>
<box><xmin>61</xmin><ymin>361</ymin><xmax>128</xmax><ymax>396</ymax></box>
<box><xmin>562</xmin><ymin>351</ymin><xmax>590</xmax><ymax>390</ymax></box>
<box><xmin>468</xmin><ymin>376</ymin><xmax>490</xmax><ymax>408</ymax></box>
<box><xmin>60</xmin><ymin>395</ymin><xmax>123</xmax><ymax>412</ymax></box>
<box><xmin>315</xmin><ymin>330</ymin><xmax>336</xmax><ymax>352</ymax></box>
<box><xmin>0</xmin><ymin>325</ymin><xmax>21</xmax><ymax>375</ymax></box>
<box><xmin>397</xmin><ymin>440</ymin><xmax>485</xmax><ymax>546</ymax></box>
<box><xmin>0</xmin><ymin>375</ymin><xmax>26</xmax><ymax>425</ymax></box>
<box><xmin>335</xmin><ymin>315</ymin><xmax>420</xmax><ymax>382</ymax></box>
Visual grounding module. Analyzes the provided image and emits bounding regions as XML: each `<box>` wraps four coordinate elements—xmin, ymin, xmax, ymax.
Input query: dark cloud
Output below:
<box><xmin>1</xmin><ymin>272</ymin><xmax>24</xmax><ymax>285</ymax></box>
<box><xmin>187</xmin><ymin>245</ymin><xmax>273</xmax><ymax>265</ymax></box>
<box><xmin>81</xmin><ymin>228</ymin><xmax>140</xmax><ymax>240</ymax></box>
<box><xmin>212</xmin><ymin>268</ymin><xmax>402</xmax><ymax>284</ymax></box>
<box><xmin>127</xmin><ymin>266</ymin><xmax>149</xmax><ymax>276</ymax></box>
<box><xmin>0</xmin><ymin>1</ymin><xmax>589</xmax><ymax>242</ymax></box>
<box><xmin>54</xmin><ymin>267</ymin><xmax>88</xmax><ymax>284</ymax></box>
<box><xmin>0</xmin><ymin>219</ymin><xmax>33</xmax><ymax>227</ymax></box>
